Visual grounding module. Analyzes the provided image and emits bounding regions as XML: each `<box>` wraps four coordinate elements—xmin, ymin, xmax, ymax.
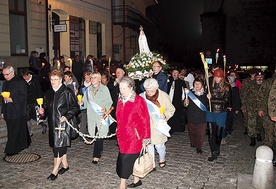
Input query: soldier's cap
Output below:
<box><xmin>248</xmin><ymin>68</ymin><xmax>259</xmax><ymax>74</ymax></box>
<box><xmin>255</xmin><ymin>71</ymin><xmax>265</xmax><ymax>77</ymax></box>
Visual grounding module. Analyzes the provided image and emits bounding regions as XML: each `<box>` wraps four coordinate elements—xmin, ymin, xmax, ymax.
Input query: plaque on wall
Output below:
<box><xmin>54</xmin><ymin>24</ymin><xmax>67</xmax><ymax>32</ymax></box>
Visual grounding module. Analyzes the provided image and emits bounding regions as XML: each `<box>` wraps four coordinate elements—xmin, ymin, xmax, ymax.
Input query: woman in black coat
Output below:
<box><xmin>184</xmin><ymin>78</ymin><xmax>208</xmax><ymax>154</ymax></box>
<box><xmin>38</xmin><ymin>69</ymin><xmax>79</xmax><ymax>180</ymax></box>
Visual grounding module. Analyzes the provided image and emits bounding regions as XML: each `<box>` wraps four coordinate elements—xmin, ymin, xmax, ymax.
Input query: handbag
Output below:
<box><xmin>69</xmin><ymin>115</ymin><xmax>79</xmax><ymax>140</ymax></box>
<box><xmin>133</xmin><ymin>146</ymin><xmax>153</xmax><ymax>178</ymax></box>
<box><xmin>65</xmin><ymin>88</ymin><xmax>80</xmax><ymax>140</ymax></box>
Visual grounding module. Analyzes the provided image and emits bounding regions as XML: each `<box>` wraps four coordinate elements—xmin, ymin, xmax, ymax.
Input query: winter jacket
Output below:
<box><xmin>116</xmin><ymin>93</ymin><xmax>151</xmax><ymax>154</ymax></box>
<box><xmin>45</xmin><ymin>85</ymin><xmax>79</xmax><ymax>148</ymax></box>
<box><xmin>210</xmin><ymin>84</ymin><xmax>231</xmax><ymax>113</ymax></box>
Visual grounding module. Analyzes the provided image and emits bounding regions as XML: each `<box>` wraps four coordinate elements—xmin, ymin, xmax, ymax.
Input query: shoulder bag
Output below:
<box><xmin>133</xmin><ymin>146</ymin><xmax>153</xmax><ymax>178</ymax></box>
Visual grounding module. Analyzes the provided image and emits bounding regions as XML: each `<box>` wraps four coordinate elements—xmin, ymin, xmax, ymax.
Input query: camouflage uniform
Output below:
<box><xmin>241</xmin><ymin>78</ymin><xmax>263</xmax><ymax>138</ymax></box>
<box><xmin>268</xmin><ymin>76</ymin><xmax>276</xmax><ymax>152</ymax></box>
<box><xmin>258</xmin><ymin>75</ymin><xmax>276</xmax><ymax>148</ymax></box>
<box><xmin>268</xmin><ymin>76</ymin><xmax>276</xmax><ymax>119</ymax></box>
<box><xmin>240</xmin><ymin>78</ymin><xmax>254</xmax><ymax>130</ymax></box>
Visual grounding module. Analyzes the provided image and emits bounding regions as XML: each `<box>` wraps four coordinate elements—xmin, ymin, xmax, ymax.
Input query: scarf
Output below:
<box><xmin>146</xmin><ymin>89</ymin><xmax>160</xmax><ymax>107</ymax></box>
<box><xmin>83</xmin><ymin>81</ymin><xmax>91</xmax><ymax>87</ymax></box>
<box><xmin>193</xmin><ymin>87</ymin><xmax>205</xmax><ymax>96</ymax></box>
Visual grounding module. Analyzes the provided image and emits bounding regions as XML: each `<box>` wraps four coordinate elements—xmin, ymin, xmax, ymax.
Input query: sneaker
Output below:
<box><xmin>221</xmin><ymin>138</ymin><xmax>226</xmax><ymax>145</ymax></box>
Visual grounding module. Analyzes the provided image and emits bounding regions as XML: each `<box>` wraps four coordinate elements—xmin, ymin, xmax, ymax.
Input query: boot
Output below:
<box><xmin>250</xmin><ymin>137</ymin><xmax>256</xmax><ymax>146</ymax></box>
<box><xmin>273</xmin><ymin>157</ymin><xmax>276</xmax><ymax>166</ymax></box>
<box><xmin>41</xmin><ymin>123</ymin><xmax>47</xmax><ymax>134</ymax></box>
<box><xmin>243</xmin><ymin>127</ymin><xmax>248</xmax><ymax>135</ymax></box>
<box><xmin>208</xmin><ymin>151</ymin><xmax>218</xmax><ymax>161</ymax></box>
<box><xmin>257</xmin><ymin>134</ymin><xmax>262</xmax><ymax>141</ymax></box>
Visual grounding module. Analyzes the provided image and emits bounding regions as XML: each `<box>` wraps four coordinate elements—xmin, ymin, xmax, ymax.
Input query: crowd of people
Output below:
<box><xmin>1</xmin><ymin>51</ymin><xmax>276</xmax><ymax>188</ymax></box>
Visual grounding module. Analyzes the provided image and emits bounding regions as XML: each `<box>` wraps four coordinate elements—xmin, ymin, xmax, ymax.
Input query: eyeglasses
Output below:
<box><xmin>3</xmin><ymin>71</ymin><xmax>12</xmax><ymax>76</ymax></box>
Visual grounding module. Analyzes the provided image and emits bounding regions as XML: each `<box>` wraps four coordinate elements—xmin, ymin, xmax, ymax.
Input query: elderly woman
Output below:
<box><xmin>184</xmin><ymin>78</ymin><xmax>208</xmax><ymax>154</ymax></box>
<box><xmin>116</xmin><ymin>76</ymin><xmax>151</xmax><ymax>189</ymax></box>
<box><xmin>140</xmin><ymin>78</ymin><xmax>175</xmax><ymax>169</ymax></box>
<box><xmin>79</xmin><ymin>72</ymin><xmax>112</xmax><ymax>164</ymax></box>
<box><xmin>38</xmin><ymin>69</ymin><xmax>79</xmax><ymax>180</ymax></box>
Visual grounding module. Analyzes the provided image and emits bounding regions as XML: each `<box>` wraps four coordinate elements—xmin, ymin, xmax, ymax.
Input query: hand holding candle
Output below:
<box><xmin>1</xmin><ymin>91</ymin><xmax>10</xmax><ymax>98</ymax></box>
<box><xmin>36</xmin><ymin>98</ymin><xmax>43</xmax><ymax>108</ymax></box>
<box><xmin>2</xmin><ymin>91</ymin><xmax>10</xmax><ymax>103</ymax></box>
<box><xmin>159</xmin><ymin>107</ymin><xmax>165</xmax><ymax>114</ymax></box>
<box><xmin>77</xmin><ymin>94</ymin><xmax>82</xmax><ymax>102</ymax></box>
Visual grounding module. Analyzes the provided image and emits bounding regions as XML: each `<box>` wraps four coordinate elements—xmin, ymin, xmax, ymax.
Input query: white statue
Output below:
<box><xmin>138</xmin><ymin>25</ymin><xmax>150</xmax><ymax>54</ymax></box>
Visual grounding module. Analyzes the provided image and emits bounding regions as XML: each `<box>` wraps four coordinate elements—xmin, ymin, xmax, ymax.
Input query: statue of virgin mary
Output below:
<box><xmin>138</xmin><ymin>26</ymin><xmax>150</xmax><ymax>54</ymax></box>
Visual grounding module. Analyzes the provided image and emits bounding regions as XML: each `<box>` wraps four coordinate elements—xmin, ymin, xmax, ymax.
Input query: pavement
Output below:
<box><xmin>0</xmin><ymin>114</ymin><xmax>275</xmax><ymax>189</ymax></box>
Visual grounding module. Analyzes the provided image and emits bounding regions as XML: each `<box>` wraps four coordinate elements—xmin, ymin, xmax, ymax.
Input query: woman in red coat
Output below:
<box><xmin>116</xmin><ymin>76</ymin><xmax>151</xmax><ymax>189</ymax></box>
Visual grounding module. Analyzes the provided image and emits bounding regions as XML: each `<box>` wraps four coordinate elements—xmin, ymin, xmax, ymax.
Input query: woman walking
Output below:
<box><xmin>116</xmin><ymin>76</ymin><xmax>151</xmax><ymax>189</ymax></box>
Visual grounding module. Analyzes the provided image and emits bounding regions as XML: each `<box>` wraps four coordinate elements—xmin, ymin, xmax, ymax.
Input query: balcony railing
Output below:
<box><xmin>113</xmin><ymin>5</ymin><xmax>154</xmax><ymax>32</ymax></box>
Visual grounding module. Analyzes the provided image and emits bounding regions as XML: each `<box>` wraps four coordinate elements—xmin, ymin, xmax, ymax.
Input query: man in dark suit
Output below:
<box><xmin>107</xmin><ymin>66</ymin><xmax>126</xmax><ymax>136</ymax></box>
<box><xmin>168</xmin><ymin>68</ymin><xmax>187</xmax><ymax>133</ymax></box>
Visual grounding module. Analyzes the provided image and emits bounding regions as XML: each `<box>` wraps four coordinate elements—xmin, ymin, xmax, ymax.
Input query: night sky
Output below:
<box><xmin>147</xmin><ymin>0</ymin><xmax>204</xmax><ymax>67</ymax></box>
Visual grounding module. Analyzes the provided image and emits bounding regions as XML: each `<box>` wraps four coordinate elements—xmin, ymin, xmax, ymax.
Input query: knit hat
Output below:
<box><xmin>213</xmin><ymin>69</ymin><xmax>224</xmax><ymax>77</ymax></box>
<box><xmin>227</xmin><ymin>76</ymin><xmax>236</xmax><ymax>87</ymax></box>
<box><xmin>227</xmin><ymin>76</ymin><xmax>235</xmax><ymax>83</ymax></box>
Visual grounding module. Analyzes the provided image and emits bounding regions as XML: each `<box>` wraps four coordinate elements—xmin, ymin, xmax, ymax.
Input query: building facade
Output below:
<box><xmin>201</xmin><ymin>0</ymin><xmax>276</xmax><ymax>68</ymax></box>
<box><xmin>0</xmin><ymin>0</ymin><xmax>156</xmax><ymax>71</ymax></box>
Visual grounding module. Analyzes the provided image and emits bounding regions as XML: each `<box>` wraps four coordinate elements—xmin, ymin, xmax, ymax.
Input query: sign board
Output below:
<box><xmin>54</xmin><ymin>24</ymin><xmax>67</xmax><ymax>32</ymax></box>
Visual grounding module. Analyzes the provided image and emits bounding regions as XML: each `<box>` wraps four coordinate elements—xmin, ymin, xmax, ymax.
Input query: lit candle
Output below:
<box><xmin>200</xmin><ymin>52</ymin><xmax>205</xmax><ymax>63</ymax></box>
<box><xmin>68</xmin><ymin>58</ymin><xmax>72</xmax><ymax>69</ymax></box>
<box><xmin>90</xmin><ymin>59</ymin><xmax>94</xmax><ymax>72</ymax></box>
<box><xmin>159</xmin><ymin>107</ymin><xmax>165</xmax><ymax>114</ymax></box>
<box><xmin>200</xmin><ymin>52</ymin><xmax>208</xmax><ymax>69</ymax></box>
<box><xmin>57</xmin><ymin>60</ymin><xmax>60</xmax><ymax>70</ymax></box>
<box><xmin>36</xmin><ymin>98</ymin><xmax>43</xmax><ymax>108</ymax></box>
<box><xmin>223</xmin><ymin>55</ymin><xmax>226</xmax><ymax>77</ymax></box>
<box><xmin>77</xmin><ymin>94</ymin><xmax>82</xmax><ymax>102</ymax></box>
<box><xmin>216</xmin><ymin>49</ymin><xmax>219</xmax><ymax>64</ymax></box>
<box><xmin>108</xmin><ymin>57</ymin><xmax>111</xmax><ymax>76</ymax></box>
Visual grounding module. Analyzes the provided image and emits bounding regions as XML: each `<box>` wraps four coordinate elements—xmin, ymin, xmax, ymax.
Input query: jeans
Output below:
<box><xmin>148</xmin><ymin>143</ymin><xmax>166</xmax><ymax>168</ymax></box>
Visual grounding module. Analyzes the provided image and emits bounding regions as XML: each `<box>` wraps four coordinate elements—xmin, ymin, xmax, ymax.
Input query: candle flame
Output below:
<box><xmin>217</xmin><ymin>49</ymin><xmax>220</xmax><ymax>52</ymax></box>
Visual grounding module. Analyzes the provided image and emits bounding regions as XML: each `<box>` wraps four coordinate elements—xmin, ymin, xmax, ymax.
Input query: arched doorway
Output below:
<box><xmin>52</xmin><ymin>12</ymin><xmax>60</xmax><ymax>58</ymax></box>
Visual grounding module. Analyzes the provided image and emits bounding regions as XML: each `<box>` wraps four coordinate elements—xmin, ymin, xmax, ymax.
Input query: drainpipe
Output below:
<box><xmin>45</xmin><ymin>0</ymin><xmax>49</xmax><ymax>59</ymax></box>
<box><xmin>111</xmin><ymin>0</ymin><xmax>114</xmax><ymax>59</ymax></box>
<box><xmin>123</xmin><ymin>0</ymin><xmax>126</xmax><ymax>64</ymax></box>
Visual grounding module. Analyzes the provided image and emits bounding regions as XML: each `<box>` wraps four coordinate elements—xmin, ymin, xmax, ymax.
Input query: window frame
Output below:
<box><xmin>9</xmin><ymin>0</ymin><xmax>28</xmax><ymax>56</ymax></box>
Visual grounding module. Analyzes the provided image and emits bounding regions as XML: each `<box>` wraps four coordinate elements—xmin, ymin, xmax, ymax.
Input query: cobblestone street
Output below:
<box><xmin>0</xmin><ymin>115</ymin><xmax>275</xmax><ymax>189</ymax></box>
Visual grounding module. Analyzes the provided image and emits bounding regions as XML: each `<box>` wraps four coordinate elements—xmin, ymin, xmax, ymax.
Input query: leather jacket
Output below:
<box><xmin>45</xmin><ymin>84</ymin><xmax>79</xmax><ymax>148</ymax></box>
<box><xmin>210</xmin><ymin>85</ymin><xmax>231</xmax><ymax>113</ymax></box>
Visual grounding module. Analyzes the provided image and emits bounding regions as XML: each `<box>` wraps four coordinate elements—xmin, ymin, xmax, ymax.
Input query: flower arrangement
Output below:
<box><xmin>126</xmin><ymin>52</ymin><xmax>169</xmax><ymax>79</ymax></box>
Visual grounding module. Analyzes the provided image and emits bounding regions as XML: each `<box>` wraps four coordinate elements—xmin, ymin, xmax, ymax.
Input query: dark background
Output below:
<box><xmin>147</xmin><ymin>0</ymin><xmax>204</xmax><ymax>67</ymax></box>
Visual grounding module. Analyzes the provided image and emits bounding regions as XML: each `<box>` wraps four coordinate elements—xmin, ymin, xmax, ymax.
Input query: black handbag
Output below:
<box><xmin>69</xmin><ymin>115</ymin><xmax>79</xmax><ymax>140</ymax></box>
<box><xmin>65</xmin><ymin>88</ymin><xmax>79</xmax><ymax>140</ymax></box>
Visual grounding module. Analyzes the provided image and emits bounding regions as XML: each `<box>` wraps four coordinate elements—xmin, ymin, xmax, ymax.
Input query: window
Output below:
<box><xmin>70</xmin><ymin>16</ymin><xmax>85</xmax><ymax>58</ymax></box>
<box><xmin>9</xmin><ymin>0</ymin><xmax>27</xmax><ymax>55</ymax></box>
